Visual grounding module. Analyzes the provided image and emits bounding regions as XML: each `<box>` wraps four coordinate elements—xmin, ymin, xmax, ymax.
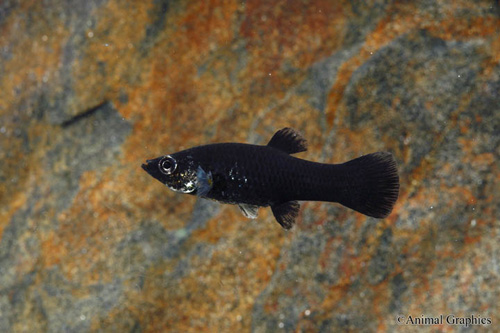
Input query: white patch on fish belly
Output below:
<box><xmin>167</xmin><ymin>179</ymin><xmax>196</xmax><ymax>193</ymax></box>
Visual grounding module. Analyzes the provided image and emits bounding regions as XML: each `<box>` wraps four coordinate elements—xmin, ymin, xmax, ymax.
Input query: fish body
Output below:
<box><xmin>142</xmin><ymin>128</ymin><xmax>400</xmax><ymax>229</ymax></box>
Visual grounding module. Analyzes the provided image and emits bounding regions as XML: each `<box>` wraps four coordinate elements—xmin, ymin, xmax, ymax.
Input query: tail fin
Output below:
<box><xmin>337</xmin><ymin>152</ymin><xmax>399</xmax><ymax>218</ymax></box>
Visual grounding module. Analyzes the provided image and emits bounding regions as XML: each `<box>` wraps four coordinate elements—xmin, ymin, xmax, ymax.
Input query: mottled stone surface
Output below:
<box><xmin>0</xmin><ymin>0</ymin><xmax>499</xmax><ymax>332</ymax></box>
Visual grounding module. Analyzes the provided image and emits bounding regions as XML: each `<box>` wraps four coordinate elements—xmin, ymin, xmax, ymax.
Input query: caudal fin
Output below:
<box><xmin>337</xmin><ymin>152</ymin><xmax>399</xmax><ymax>218</ymax></box>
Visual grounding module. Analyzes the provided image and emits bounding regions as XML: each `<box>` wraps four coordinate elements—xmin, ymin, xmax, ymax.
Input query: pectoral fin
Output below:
<box><xmin>271</xmin><ymin>201</ymin><xmax>300</xmax><ymax>229</ymax></box>
<box><xmin>267</xmin><ymin>128</ymin><xmax>307</xmax><ymax>154</ymax></box>
<box><xmin>238</xmin><ymin>204</ymin><xmax>259</xmax><ymax>219</ymax></box>
<box><xmin>196</xmin><ymin>166</ymin><xmax>213</xmax><ymax>197</ymax></box>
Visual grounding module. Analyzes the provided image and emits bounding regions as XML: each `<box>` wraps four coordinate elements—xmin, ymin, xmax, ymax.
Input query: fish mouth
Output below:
<box><xmin>141</xmin><ymin>159</ymin><xmax>156</xmax><ymax>172</ymax></box>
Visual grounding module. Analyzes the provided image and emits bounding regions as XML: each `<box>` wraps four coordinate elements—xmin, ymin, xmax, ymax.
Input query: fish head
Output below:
<box><xmin>141</xmin><ymin>153</ymin><xmax>198</xmax><ymax>194</ymax></box>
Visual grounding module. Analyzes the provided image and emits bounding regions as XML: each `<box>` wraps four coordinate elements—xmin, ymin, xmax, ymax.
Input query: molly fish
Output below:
<box><xmin>142</xmin><ymin>128</ymin><xmax>400</xmax><ymax>229</ymax></box>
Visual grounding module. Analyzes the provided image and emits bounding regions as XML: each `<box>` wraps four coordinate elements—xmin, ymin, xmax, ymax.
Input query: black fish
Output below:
<box><xmin>142</xmin><ymin>128</ymin><xmax>399</xmax><ymax>229</ymax></box>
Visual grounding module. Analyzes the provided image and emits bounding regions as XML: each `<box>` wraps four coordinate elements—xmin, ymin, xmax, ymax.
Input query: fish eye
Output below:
<box><xmin>159</xmin><ymin>155</ymin><xmax>177</xmax><ymax>175</ymax></box>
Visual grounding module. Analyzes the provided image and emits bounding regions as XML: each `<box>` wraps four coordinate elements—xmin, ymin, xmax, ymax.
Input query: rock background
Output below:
<box><xmin>0</xmin><ymin>0</ymin><xmax>499</xmax><ymax>331</ymax></box>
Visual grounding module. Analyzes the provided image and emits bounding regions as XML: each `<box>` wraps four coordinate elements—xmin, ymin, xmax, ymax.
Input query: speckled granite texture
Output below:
<box><xmin>0</xmin><ymin>0</ymin><xmax>499</xmax><ymax>332</ymax></box>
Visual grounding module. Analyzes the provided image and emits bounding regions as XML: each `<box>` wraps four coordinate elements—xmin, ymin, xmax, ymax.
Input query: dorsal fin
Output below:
<box><xmin>267</xmin><ymin>128</ymin><xmax>307</xmax><ymax>154</ymax></box>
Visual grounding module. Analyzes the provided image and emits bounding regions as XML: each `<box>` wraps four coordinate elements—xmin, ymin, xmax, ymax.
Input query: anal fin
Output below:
<box><xmin>271</xmin><ymin>201</ymin><xmax>300</xmax><ymax>230</ymax></box>
<box><xmin>238</xmin><ymin>204</ymin><xmax>259</xmax><ymax>219</ymax></box>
